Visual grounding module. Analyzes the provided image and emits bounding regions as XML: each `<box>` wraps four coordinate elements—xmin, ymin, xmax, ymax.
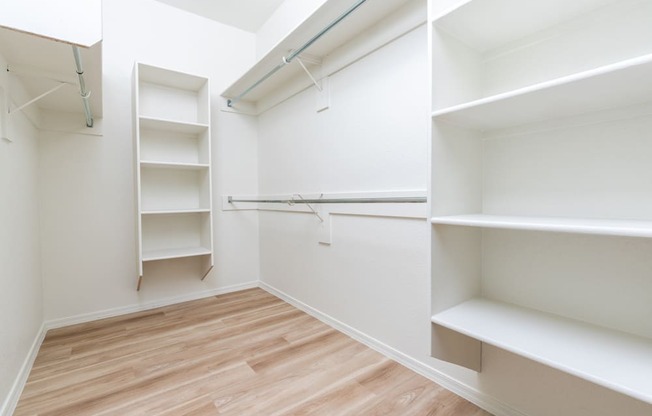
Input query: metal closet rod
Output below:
<box><xmin>228</xmin><ymin>196</ymin><xmax>427</xmax><ymax>204</ymax></box>
<box><xmin>72</xmin><ymin>46</ymin><xmax>93</xmax><ymax>127</ymax></box>
<box><xmin>227</xmin><ymin>0</ymin><xmax>367</xmax><ymax>107</ymax></box>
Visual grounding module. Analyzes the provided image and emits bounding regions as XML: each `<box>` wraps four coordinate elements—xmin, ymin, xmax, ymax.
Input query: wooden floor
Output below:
<box><xmin>15</xmin><ymin>288</ymin><xmax>491</xmax><ymax>416</ymax></box>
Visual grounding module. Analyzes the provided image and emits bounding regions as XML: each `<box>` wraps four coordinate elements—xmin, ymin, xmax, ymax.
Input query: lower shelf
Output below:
<box><xmin>431</xmin><ymin>298</ymin><xmax>652</xmax><ymax>403</ymax></box>
<box><xmin>142</xmin><ymin>247</ymin><xmax>212</xmax><ymax>262</ymax></box>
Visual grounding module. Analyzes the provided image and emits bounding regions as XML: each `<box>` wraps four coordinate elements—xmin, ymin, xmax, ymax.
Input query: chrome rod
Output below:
<box><xmin>227</xmin><ymin>0</ymin><xmax>367</xmax><ymax>107</ymax></box>
<box><xmin>285</xmin><ymin>0</ymin><xmax>366</xmax><ymax>62</ymax></box>
<box><xmin>228</xmin><ymin>196</ymin><xmax>426</xmax><ymax>204</ymax></box>
<box><xmin>72</xmin><ymin>46</ymin><xmax>94</xmax><ymax>127</ymax></box>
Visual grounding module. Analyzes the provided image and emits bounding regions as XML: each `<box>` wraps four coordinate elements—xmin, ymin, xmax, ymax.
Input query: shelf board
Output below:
<box><xmin>432</xmin><ymin>0</ymin><xmax>617</xmax><ymax>52</ymax></box>
<box><xmin>432</xmin><ymin>298</ymin><xmax>652</xmax><ymax>404</ymax></box>
<box><xmin>142</xmin><ymin>247</ymin><xmax>212</xmax><ymax>262</ymax></box>
<box><xmin>431</xmin><ymin>214</ymin><xmax>652</xmax><ymax>238</ymax></box>
<box><xmin>431</xmin><ymin>54</ymin><xmax>652</xmax><ymax>131</ymax></box>
<box><xmin>138</xmin><ymin>63</ymin><xmax>208</xmax><ymax>91</ymax></box>
<box><xmin>141</xmin><ymin>209</ymin><xmax>210</xmax><ymax>215</ymax></box>
<box><xmin>221</xmin><ymin>0</ymin><xmax>411</xmax><ymax>105</ymax></box>
<box><xmin>139</xmin><ymin>116</ymin><xmax>208</xmax><ymax>134</ymax></box>
<box><xmin>140</xmin><ymin>161</ymin><xmax>210</xmax><ymax>170</ymax></box>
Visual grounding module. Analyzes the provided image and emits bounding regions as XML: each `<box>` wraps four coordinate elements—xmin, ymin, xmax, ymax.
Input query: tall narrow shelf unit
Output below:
<box><xmin>429</xmin><ymin>0</ymin><xmax>652</xmax><ymax>404</ymax></box>
<box><xmin>133</xmin><ymin>63</ymin><xmax>213</xmax><ymax>290</ymax></box>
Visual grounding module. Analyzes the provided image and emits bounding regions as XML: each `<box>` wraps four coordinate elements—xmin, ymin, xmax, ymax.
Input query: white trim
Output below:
<box><xmin>258</xmin><ymin>281</ymin><xmax>528</xmax><ymax>416</ymax></box>
<box><xmin>0</xmin><ymin>322</ymin><xmax>47</xmax><ymax>416</ymax></box>
<box><xmin>45</xmin><ymin>281</ymin><xmax>258</xmax><ymax>330</ymax></box>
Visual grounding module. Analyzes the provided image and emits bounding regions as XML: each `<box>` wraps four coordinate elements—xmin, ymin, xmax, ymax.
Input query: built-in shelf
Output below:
<box><xmin>140</xmin><ymin>161</ymin><xmax>210</xmax><ymax>170</ymax></box>
<box><xmin>432</xmin><ymin>0</ymin><xmax>618</xmax><ymax>52</ymax></box>
<box><xmin>431</xmin><ymin>54</ymin><xmax>652</xmax><ymax>131</ymax></box>
<box><xmin>141</xmin><ymin>209</ymin><xmax>211</xmax><ymax>215</ymax></box>
<box><xmin>142</xmin><ymin>246</ymin><xmax>212</xmax><ymax>262</ymax></box>
<box><xmin>134</xmin><ymin>62</ymin><xmax>213</xmax><ymax>289</ymax></box>
<box><xmin>139</xmin><ymin>116</ymin><xmax>208</xmax><ymax>134</ymax></box>
<box><xmin>431</xmin><ymin>298</ymin><xmax>652</xmax><ymax>404</ymax></box>
<box><xmin>222</xmin><ymin>0</ymin><xmax>413</xmax><ymax>107</ymax></box>
<box><xmin>431</xmin><ymin>214</ymin><xmax>652</xmax><ymax>238</ymax></box>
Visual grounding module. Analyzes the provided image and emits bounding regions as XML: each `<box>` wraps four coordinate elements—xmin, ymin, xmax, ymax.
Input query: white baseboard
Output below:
<box><xmin>44</xmin><ymin>281</ymin><xmax>259</xmax><ymax>330</ymax></box>
<box><xmin>0</xmin><ymin>281</ymin><xmax>258</xmax><ymax>416</ymax></box>
<box><xmin>258</xmin><ymin>281</ymin><xmax>528</xmax><ymax>416</ymax></box>
<box><xmin>1</xmin><ymin>322</ymin><xmax>47</xmax><ymax>416</ymax></box>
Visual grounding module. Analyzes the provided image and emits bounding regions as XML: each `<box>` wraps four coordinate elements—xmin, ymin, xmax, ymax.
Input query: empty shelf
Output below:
<box><xmin>141</xmin><ymin>209</ymin><xmax>210</xmax><ymax>215</ymax></box>
<box><xmin>139</xmin><ymin>116</ymin><xmax>208</xmax><ymax>134</ymax></box>
<box><xmin>140</xmin><ymin>161</ymin><xmax>210</xmax><ymax>170</ymax></box>
<box><xmin>432</xmin><ymin>298</ymin><xmax>652</xmax><ymax>403</ymax></box>
<box><xmin>142</xmin><ymin>247</ymin><xmax>212</xmax><ymax>262</ymax></box>
<box><xmin>430</xmin><ymin>214</ymin><xmax>652</xmax><ymax>238</ymax></box>
<box><xmin>431</xmin><ymin>54</ymin><xmax>652</xmax><ymax>131</ymax></box>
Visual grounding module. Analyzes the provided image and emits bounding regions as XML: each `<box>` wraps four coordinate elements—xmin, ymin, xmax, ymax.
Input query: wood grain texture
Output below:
<box><xmin>15</xmin><ymin>288</ymin><xmax>492</xmax><ymax>415</ymax></box>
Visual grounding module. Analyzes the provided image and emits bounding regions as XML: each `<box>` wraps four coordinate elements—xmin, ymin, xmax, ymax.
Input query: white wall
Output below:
<box><xmin>39</xmin><ymin>0</ymin><xmax>260</xmax><ymax>321</ymax></box>
<box><xmin>256</xmin><ymin>5</ymin><xmax>652</xmax><ymax>416</ymax></box>
<box><xmin>255</xmin><ymin>0</ymin><xmax>327</xmax><ymax>59</ymax></box>
<box><xmin>0</xmin><ymin>0</ymin><xmax>101</xmax><ymax>47</ymax></box>
<box><xmin>0</xmin><ymin>53</ymin><xmax>43</xmax><ymax>414</ymax></box>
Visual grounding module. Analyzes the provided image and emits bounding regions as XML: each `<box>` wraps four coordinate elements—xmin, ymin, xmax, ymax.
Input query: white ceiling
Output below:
<box><xmin>155</xmin><ymin>0</ymin><xmax>286</xmax><ymax>32</ymax></box>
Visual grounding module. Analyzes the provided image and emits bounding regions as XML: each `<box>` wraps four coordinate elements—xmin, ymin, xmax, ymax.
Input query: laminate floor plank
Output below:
<box><xmin>15</xmin><ymin>288</ymin><xmax>492</xmax><ymax>416</ymax></box>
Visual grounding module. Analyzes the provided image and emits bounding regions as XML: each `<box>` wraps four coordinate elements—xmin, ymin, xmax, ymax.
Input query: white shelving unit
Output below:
<box><xmin>133</xmin><ymin>62</ymin><xmax>213</xmax><ymax>290</ymax></box>
<box><xmin>429</xmin><ymin>0</ymin><xmax>652</xmax><ymax>404</ymax></box>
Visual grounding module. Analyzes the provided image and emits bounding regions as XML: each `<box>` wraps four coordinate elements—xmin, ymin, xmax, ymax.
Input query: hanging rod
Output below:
<box><xmin>72</xmin><ymin>46</ymin><xmax>94</xmax><ymax>127</ymax></box>
<box><xmin>228</xmin><ymin>196</ymin><xmax>427</xmax><ymax>204</ymax></box>
<box><xmin>227</xmin><ymin>0</ymin><xmax>367</xmax><ymax>107</ymax></box>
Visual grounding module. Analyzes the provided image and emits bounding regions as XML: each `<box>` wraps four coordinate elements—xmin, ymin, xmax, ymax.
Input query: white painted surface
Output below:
<box><xmin>432</xmin><ymin>298</ymin><xmax>652</xmax><ymax>404</ymax></box>
<box><xmin>433</xmin><ymin>0</ymin><xmax>617</xmax><ymax>52</ymax></box>
<box><xmin>0</xmin><ymin>0</ymin><xmax>101</xmax><ymax>47</ymax></box>
<box><xmin>255</xmin><ymin>0</ymin><xmax>327</xmax><ymax>59</ymax></box>
<box><xmin>432</xmin><ymin>0</ymin><xmax>652</xmax><ymax>110</ymax></box>
<box><xmin>225</xmin><ymin>0</ymin><xmax>418</xmax><ymax>111</ymax></box>
<box><xmin>430</xmin><ymin>0</ymin><xmax>652</xmax><ymax>412</ymax></box>
<box><xmin>155</xmin><ymin>0</ymin><xmax>285</xmax><ymax>32</ymax></box>
<box><xmin>39</xmin><ymin>0</ymin><xmax>259</xmax><ymax>319</ymax></box>
<box><xmin>0</xmin><ymin>52</ymin><xmax>43</xmax><ymax>415</ymax></box>
<box><xmin>432</xmin><ymin>54</ymin><xmax>652</xmax><ymax>130</ymax></box>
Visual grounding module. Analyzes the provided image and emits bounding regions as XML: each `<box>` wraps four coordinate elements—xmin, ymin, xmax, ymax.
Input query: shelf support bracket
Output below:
<box><xmin>9</xmin><ymin>82</ymin><xmax>67</xmax><ymax>114</ymax></box>
<box><xmin>290</xmin><ymin>194</ymin><xmax>324</xmax><ymax>222</ymax></box>
<box><xmin>295</xmin><ymin>57</ymin><xmax>322</xmax><ymax>92</ymax></box>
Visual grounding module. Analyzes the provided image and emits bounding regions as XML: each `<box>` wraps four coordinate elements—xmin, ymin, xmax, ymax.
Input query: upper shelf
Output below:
<box><xmin>432</xmin><ymin>0</ymin><xmax>619</xmax><ymax>52</ymax></box>
<box><xmin>0</xmin><ymin>26</ymin><xmax>103</xmax><ymax>119</ymax></box>
<box><xmin>138</xmin><ymin>63</ymin><xmax>208</xmax><ymax>92</ymax></box>
<box><xmin>221</xmin><ymin>0</ymin><xmax>412</xmax><ymax>107</ymax></box>
<box><xmin>431</xmin><ymin>54</ymin><xmax>652</xmax><ymax>131</ymax></box>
